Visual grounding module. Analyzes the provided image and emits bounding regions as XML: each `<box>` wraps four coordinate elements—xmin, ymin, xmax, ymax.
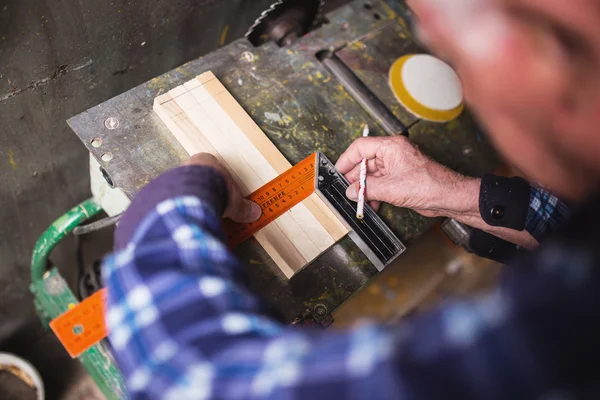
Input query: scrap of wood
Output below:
<box><xmin>154</xmin><ymin>71</ymin><xmax>348</xmax><ymax>278</ymax></box>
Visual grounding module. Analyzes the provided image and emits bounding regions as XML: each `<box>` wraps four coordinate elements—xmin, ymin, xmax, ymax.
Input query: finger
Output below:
<box><xmin>227</xmin><ymin>199</ymin><xmax>262</xmax><ymax>223</ymax></box>
<box><xmin>336</xmin><ymin>137</ymin><xmax>387</xmax><ymax>174</ymax></box>
<box><xmin>345</xmin><ymin>183</ymin><xmax>381</xmax><ymax>210</ymax></box>
<box><xmin>369</xmin><ymin>201</ymin><xmax>381</xmax><ymax>212</ymax></box>
<box><xmin>344</xmin><ymin>159</ymin><xmax>381</xmax><ymax>183</ymax></box>
<box><xmin>185</xmin><ymin>152</ymin><xmax>219</xmax><ymax>167</ymax></box>
<box><xmin>345</xmin><ymin>176</ymin><xmax>386</xmax><ymax>203</ymax></box>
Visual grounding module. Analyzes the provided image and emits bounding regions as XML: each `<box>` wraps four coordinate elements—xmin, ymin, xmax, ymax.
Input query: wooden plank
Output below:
<box><xmin>174</xmin><ymin>91</ymin><xmax>321</xmax><ymax>267</ymax></box>
<box><xmin>155</xmin><ymin>92</ymin><xmax>307</xmax><ymax>276</ymax></box>
<box><xmin>153</xmin><ymin>71</ymin><xmax>350</xmax><ymax>278</ymax></box>
<box><xmin>208</xmin><ymin>85</ymin><xmax>348</xmax><ymax>241</ymax></box>
<box><xmin>191</xmin><ymin>90</ymin><xmax>324</xmax><ymax>261</ymax></box>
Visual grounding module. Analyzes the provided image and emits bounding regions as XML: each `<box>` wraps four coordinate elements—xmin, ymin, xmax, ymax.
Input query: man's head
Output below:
<box><xmin>409</xmin><ymin>0</ymin><xmax>600</xmax><ymax>200</ymax></box>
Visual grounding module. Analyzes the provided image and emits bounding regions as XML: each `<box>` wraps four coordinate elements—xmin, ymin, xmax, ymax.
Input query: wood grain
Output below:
<box><xmin>154</xmin><ymin>71</ymin><xmax>348</xmax><ymax>278</ymax></box>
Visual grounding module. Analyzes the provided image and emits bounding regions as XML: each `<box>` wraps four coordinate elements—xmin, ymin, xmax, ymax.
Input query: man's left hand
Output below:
<box><xmin>185</xmin><ymin>153</ymin><xmax>262</xmax><ymax>223</ymax></box>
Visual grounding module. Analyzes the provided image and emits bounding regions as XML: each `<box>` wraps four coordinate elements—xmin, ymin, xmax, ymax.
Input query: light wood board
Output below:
<box><xmin>154</xmin><ymin>71</ymin><xmax>348</xmax><ymax>278</ymax></box>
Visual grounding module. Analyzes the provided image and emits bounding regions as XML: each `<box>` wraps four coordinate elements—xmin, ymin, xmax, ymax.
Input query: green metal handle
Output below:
<box><xmin>29</xmin><ymin>198</ymin><xmax>127</xmax><ymax>399</ymax></box>
<box><xmin>31</xmin><ymin>198</ymin><xmax>103</xmax><ymax>283</ymax></box>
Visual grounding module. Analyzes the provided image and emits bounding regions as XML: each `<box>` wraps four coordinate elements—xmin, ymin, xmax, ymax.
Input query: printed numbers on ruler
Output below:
<box><xmin>224</xmin><ymin>153</ymin><xmax>318</xmax><ymax>248</ymax></box>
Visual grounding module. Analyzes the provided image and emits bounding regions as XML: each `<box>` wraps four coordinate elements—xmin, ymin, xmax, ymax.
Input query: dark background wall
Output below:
<box><xmin>0</xmin><ymin>0</ymin><xmax>299</xmax><ymax>396</ymax></box>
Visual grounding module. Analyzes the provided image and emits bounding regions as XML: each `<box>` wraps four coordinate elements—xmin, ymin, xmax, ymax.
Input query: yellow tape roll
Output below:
<box><xmin>389</xmin><ymin>54</ymin><xmax>464</xmax><ymax>123</ymax></box>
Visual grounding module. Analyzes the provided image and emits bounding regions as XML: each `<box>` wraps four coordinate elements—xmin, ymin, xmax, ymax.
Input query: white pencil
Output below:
<box><xmin>356</xmin><ymin>124</ymin><xmax>369</xmax><ymax>219</ymax></box>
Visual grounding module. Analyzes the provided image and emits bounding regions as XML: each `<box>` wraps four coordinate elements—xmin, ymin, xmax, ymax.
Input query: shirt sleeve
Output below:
<box><xmin>524</xmin><ymin>185</ymin><xmax>572</xmax><ymax>242</ymax></box>
<box><xmin>479</xmin><ymin>174</ymin><xmax>531</xmax><ymax>231</ymax></box>
<box><xmin>471</xmin><ymin>176</ymin><xmax>572</xmax><ymax>263</ymax></box>
<box><xmin>103</xmin><ymin>167</ymin><xmax>594</xmax><ymax>400</ymax></box>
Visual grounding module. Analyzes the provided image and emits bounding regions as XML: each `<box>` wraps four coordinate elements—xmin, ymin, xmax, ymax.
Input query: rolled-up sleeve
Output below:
<box><xmin>470</xmin><ymin>175</ymin><xmax>572</xmax><ymax>262</ymax></box>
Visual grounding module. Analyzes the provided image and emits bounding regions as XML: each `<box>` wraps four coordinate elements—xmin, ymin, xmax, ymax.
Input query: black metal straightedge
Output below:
<box><xmin>315</xmin><ymin>152</ymin><xmax>406</xmax><ymax>271</ymax></box>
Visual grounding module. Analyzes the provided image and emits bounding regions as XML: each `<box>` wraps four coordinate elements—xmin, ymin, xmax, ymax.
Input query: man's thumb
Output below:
<box><xmin>229</xmin><ymin>200</ymin><xmax>262</xmax><ymax>223</ymax></box>
<box><xmin>345</xmin><ymin>177</ymin><xmax>383</xmax><ymax>202</ymax></box>
<box><xmin>346</xmin><ymin>182</ymin><xmax>360</xmax><ymax>201</ymax></box>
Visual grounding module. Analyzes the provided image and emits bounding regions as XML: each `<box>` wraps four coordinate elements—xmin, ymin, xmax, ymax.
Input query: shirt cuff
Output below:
<box><xmin>469</xmin><ymin>229</ymin><xmax>527</xmax><ymax>264</ymax></box>
<box><xmin>479</xmin><ymin>174</ymin><xmax>531</xmax><ymax>230</ymax></box>
<box><xmin>115</xmin><ymin>165</ymin><xmax>229</xmax><ymax>250</ymax></box>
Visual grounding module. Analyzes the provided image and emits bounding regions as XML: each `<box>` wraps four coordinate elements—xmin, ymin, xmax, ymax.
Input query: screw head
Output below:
<box><xmin>241</xmin><ymin>51</ymin><xmax>255</xmax><ymax>62</ymax></box>
<box><xmin>314</xmin><ymin>304</ymin><xmax>328</xmax><ymax>317</ymax></box>
<box><xmin>105</xmin><ymin>117</ymin><xmax>119</xmax><ymax>130</ymax></box>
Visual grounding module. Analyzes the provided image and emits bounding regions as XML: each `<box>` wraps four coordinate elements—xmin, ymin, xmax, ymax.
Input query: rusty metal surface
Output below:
<box><xmin>336</xmin><ymin>11</ymin><xmax>420</xmax><ymax>128</ymax></box>
<box><xmin>68</xmin><ymin>0</ymin><xmax>499</xmax><ymax>322</ymax></box>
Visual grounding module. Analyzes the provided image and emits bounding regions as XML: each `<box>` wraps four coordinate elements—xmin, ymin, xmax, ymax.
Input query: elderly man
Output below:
<box><xmin>103</xmin><ymin>0</ymin><xmax>600</xmax><ymax>398</ymax></box>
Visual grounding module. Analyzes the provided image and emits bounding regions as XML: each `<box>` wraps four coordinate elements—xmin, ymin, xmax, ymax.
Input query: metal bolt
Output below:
<box><xmin>321</xmin><ymin>158</ymin><xmax>328</xmax><ymax>165</ymax></box>
<box><xmin>104</xmin><ymin>117</ymin><xmax>119</xmax><ymax>130</ymax></box>
<box><xmin>329</xmin><ymin>167</ymin><xmax>336</xmax><ymax>175</ymax></box>
<box><xmin>241</xmin><ymin>51</ymin><xmax>255</xmax><ymax>62</ymax></box>
<box><xmin>318</xmin><ymin>176</ymin><xmax>324</xmax><ymax>182</ymax></box>
<box><xmin>313</xmin><ymin>304</ymin><xmax>328</xmax><ymax>317</ymax></box>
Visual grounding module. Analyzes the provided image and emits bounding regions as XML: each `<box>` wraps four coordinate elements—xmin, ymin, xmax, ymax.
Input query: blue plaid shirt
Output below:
<box><xmin>525</xmin><ymin>186</ymin><xmax>572</xmax><ymax>242</ymax></box>
<box><xmin>104</xmin><ymin>167</ymin><xmax>600</xmax><ymax>399</ymax></box>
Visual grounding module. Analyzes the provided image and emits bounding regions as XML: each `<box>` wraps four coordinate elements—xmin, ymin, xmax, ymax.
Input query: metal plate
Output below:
<box><xmin>68</xmin><ymin>0</ymin><xmax>499</xmax><ymax>322</ymax></box>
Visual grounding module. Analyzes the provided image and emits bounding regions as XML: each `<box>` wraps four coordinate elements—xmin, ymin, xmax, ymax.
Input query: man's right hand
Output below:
<box><xmin>335</xmin><ymin>136</ymin><xmax>479</xmax><ymax>218</ymax></box>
